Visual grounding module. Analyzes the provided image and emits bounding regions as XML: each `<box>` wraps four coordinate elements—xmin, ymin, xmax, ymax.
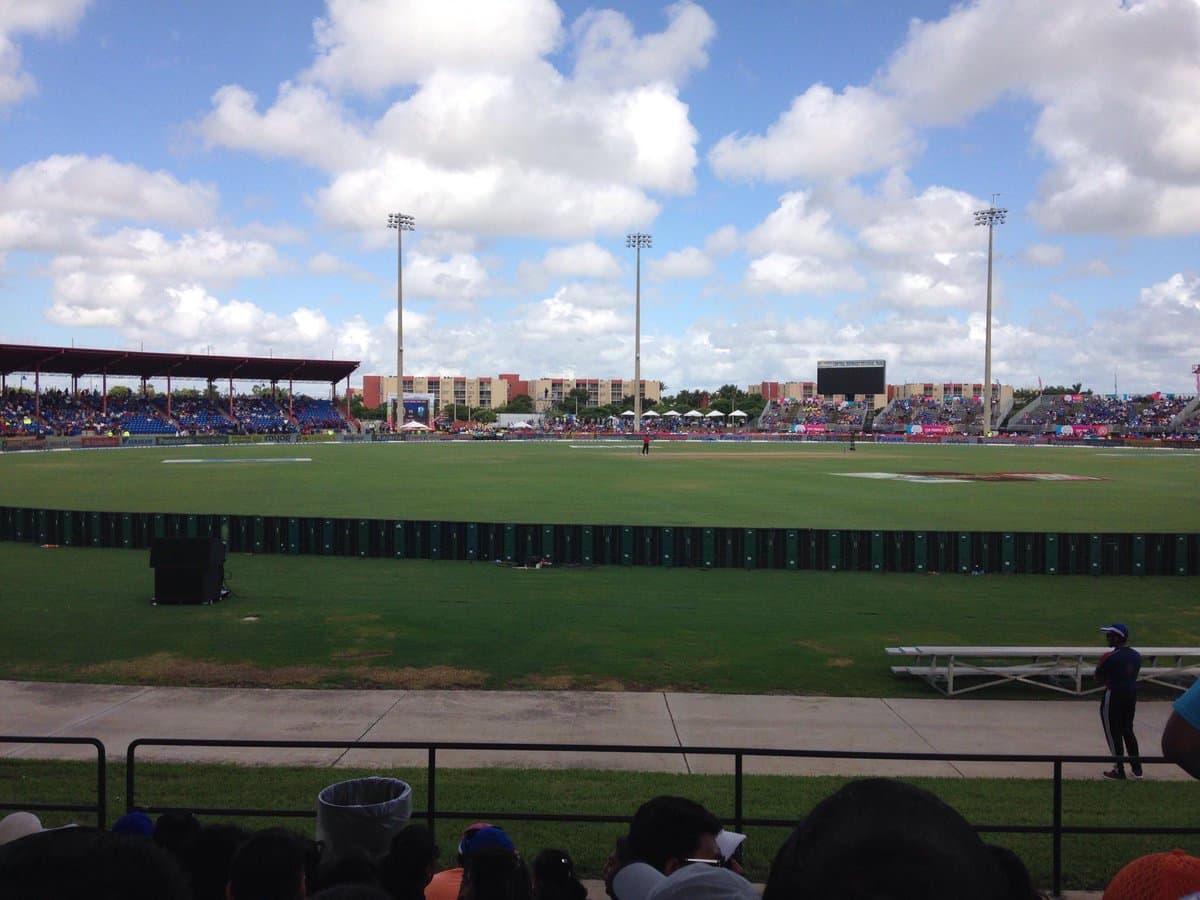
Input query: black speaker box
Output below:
<box><xmin>150</xmin><ymin>537</ymin><xmax>226</xmax><ymax>605</ymax></box>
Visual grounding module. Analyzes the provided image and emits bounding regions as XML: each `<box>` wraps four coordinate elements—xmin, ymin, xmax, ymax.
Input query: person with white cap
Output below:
<box><xmin>612</xmin><ymin>859</ymin><xmax>758</xmax><ymax>900</ymax></box>
<box><xmin>1096</xmin><ymin>622</ymin><xmax>1143</xmax><ymax>780</ymax></box>
<box><xmin>0</xmin><ymin>812</ymin><xmax>43</xmax><ymax>847</ymax></box>
<box><xmin>606</xmin><ymin>796</ymin><xmax>756</xmax><ymax>900</ymax></box>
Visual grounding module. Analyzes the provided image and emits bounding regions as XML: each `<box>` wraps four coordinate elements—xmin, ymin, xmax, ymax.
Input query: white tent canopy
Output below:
<box><xmin>683</xmin><ymin>410</ymin><xmax>703</xmax><ymax>418</ymax></box>
<box><xmin>641</xmin><ymin>410</ymin><xmax>660</xmax><ymax>418</ymax></box>
<box><xmin>729</xmin><ymin>409</ymin><xmax>749</xmax><ymax>418</ymax></box>
<box><xmin>400</xmin><ymin>420</ymin><xmax>431</xmax><ymax>431</ymax></box>
<box><xmin>705</xmin><ymin>410</ymin><xmax>725</xmax><ymax>418</ymax></box>
<box><xmin>620</xmin><ymin>410</ymin><xmax>636</xmax><ymax>417</ymax></box>
<box><xmin>662</xmin><ymin>410</ymin><xmax>681</xmax><ymax>417</ymax></box>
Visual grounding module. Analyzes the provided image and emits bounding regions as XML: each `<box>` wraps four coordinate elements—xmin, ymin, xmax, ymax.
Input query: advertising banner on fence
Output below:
<box><xmin>906</xmin><ymin>424</ymin><xmax>954</xmax><ymax>435</ymax></box>
<box><xmin>1054</xmin><ymin>424</ymin><xmax>1109</xmax><ymax>437</ymax></box>
<box><xmin>156</xmin><ymin>435</ymin><xmax>228</xmax><ymax>446</ymax></box>
<box><xmin>81</xmin><ymin>436</ymin><xmax>121</xmax><ymax>449</ymax></box>
<box><xmin>2</xmin><ymin>437</ymin><xmax>42</xmax><ymax>452</ymax></box>
<box><xmin>793</xmin><ymin>423</ymin><xmax>826</xmax><ymax>434</ymax></box>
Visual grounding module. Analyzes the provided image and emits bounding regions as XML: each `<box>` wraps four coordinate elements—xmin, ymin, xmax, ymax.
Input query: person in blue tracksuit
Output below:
<box><xmin>1095</xmin><ymin>622</ymin><xmax>1142</xmax><ymax>780</ymax></box>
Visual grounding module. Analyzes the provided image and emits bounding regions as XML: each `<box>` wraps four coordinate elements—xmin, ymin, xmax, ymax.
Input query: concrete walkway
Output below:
<box><xmin>0</xmin><ymin>680</ymin><xmax>1181</xmax><ymax>780</ymax></box>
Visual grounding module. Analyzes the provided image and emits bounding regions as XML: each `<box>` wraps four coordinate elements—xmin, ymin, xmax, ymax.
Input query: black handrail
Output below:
<box><xmin>124</xmin><ymin>737</ymin><xmax>1194</xmax><ymax>898</ymax></box>
<box><xmin>0</xmin><ymin>735</ymin><xmax>107</xmax><ymax>828</ymax></box>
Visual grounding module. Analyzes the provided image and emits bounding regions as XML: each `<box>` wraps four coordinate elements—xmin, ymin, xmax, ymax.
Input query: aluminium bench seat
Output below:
<box><xmin>886</xmin><ymin>645</ymin><xmax>1200</xmax><ymax>696</ymax></box>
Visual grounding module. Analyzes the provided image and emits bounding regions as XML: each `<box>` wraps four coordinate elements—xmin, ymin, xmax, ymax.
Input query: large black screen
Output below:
<box><xmin>817</xmin><ymin>360</ymin><xmax>886</xmax><ymax>396</ymax></box>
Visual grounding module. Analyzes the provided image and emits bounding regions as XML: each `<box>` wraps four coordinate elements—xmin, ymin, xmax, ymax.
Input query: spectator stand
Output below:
<box><xmin>0</xmin><ymin>343</ymin><xmax>359</xmax><ymax>439</ymax></box>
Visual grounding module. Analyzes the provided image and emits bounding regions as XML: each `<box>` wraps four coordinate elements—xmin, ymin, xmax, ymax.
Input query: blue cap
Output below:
<box><xmin>1100</xmin><ymin>623</ymin><xmax>1129</xmax><ymax>640</ymax></box>
<box><xmin>460</xmin><ymin>826</ymin><xmax>515</xmax><ymax>857</ymax></box>
<box><xmin>111</xmin><ymin>811</ymin><xmax>154</xmax><ymax>837</ymax></box>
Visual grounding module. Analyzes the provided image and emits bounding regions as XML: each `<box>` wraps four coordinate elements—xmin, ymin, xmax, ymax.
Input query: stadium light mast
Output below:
<box><xmin>626</xmin><ymin>232</ymin><xmax>652</xmax><ymax>432</ymax></box>
<box><xmin>974</xmin><ymin>197</ymin><xmax>1006</xmax><ymax>435</ymax></box>
<box><xmin>387</xmin><ymin>212</ymin><xmax>414</xmax><ymax>425</ymax></box>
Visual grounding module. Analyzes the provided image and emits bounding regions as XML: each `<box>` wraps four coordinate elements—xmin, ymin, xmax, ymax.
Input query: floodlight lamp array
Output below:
<box><xmin>387</xmin><ymin>213</ymin><xmax>415</xmax><ymax>231</ymax></box>
<box><xmin>626</xmin><ymin>232</ymin><xmax>652</xmax><ymax>248</ymax></box>
<box><xmin>973</xmin><ymin>208</ymin><xmax>1007</xmax><ymax>226</ymax></box>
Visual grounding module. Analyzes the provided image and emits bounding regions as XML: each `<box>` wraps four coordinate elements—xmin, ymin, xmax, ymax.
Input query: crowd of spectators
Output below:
<box><xmin>1</xmin><ymin>390</ymin><xmax>52</xmax><ymax>436</ymax></box>
<box><xmin>1014</xmin><ymin>393</ymin><xmax>1196</xmax><ymax>434</ymax></box>
<box><xmin>167</xmin><ymin>397</ymin><xmax>239</xmax><ymax>435</ymax></box>
<box><xmin>873</xmin><ymin>396</ymin><xmax>982</xmax><ymax>432</ymax></box>
<box><xmin>2</xmin><ymin>388</ymin><xmax>364</xmax><ymax>437</ymax></box>
<box><xmin>293</xmin><ymin>398</ymin><xmax>349</xmax><ymax>434</ymax></box>
<box><xmin>7</xmin><ymin>779</ymin><xmax>1197</xmax><ymax>898</ymax></box>
<box><xmin>232</xmin><ymin>397</ymin><xmax>297</xmax><ymax>435</ymax></box>
<box><xmin>757</xmin><ymin>398</ymin><xmax>868</xmax><ymax>431</ymax></box>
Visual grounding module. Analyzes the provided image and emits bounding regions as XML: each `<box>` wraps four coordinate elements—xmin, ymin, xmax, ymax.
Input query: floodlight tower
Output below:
<box><xmin>1192</xmin><ymin>363</ymin><xmax>1200</xmax><ymax>394</ymax></box>
<box><xmin>626</xmin><ymin>232</ymin><xmax>652</xmax><ymax>431</ymax></box>
<box><xmin>387</xmin><ymin>213</ymin><xmax>414</xmax><ymax>424</ymax></box>
<box><xmin>974</xmin><ymin>197</ymin><xmax>1006</xmax><ymax>434</ymax></box>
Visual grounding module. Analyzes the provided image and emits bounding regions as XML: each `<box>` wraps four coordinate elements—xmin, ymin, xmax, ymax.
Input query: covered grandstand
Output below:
<box><xmin>0</xmin><ymin>343</ymin><xmax>358</xmax><ymax>437</ymax></box>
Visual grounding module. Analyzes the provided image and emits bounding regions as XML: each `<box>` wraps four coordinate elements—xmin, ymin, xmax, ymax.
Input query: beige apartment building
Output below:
<box><xmin>525</xmin><ymin>377</ymin><xmax>662</xmax><ymax>413</ymax></box>
<box><xmin>364</xmin><ymin>375</ymin><xmax>508</xmax><ymax>411</ymax></box>
<box><xmin>362</xmin><ymin>374</ymin><xmax>661</xmax><ymax>413</ymax></box>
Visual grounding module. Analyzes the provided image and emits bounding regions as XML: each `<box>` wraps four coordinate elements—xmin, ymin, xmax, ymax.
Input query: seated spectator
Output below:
<box><xmin>460</xmin><ymin>845</ymin><xmax>532</xmax><ymax>900</ymax></box>
<box><xmin>531</xmin><ymin>847</ymin><xmax>587</xmax><ymax>900</ymax></box>
<box><xmin>1162</xmin><ymin>677</ymin><xmax>1200</xmax><ymax>779</ymax></box>
<box><xmin>605</xmin><ymin>795</ymin><xmax>758</xmax><ymax>899</ymax></box>
<box><xmin>761</xmin><ymin>778</ymin><xmax>1039</xmax><ymax>900</ymax></box>
<box><xmin>154</xmin><ymin>810</ymin><xmax>200</xmax><ymax>857</ymax></box>
<box><xmin>0</xmin><ymin>812</ymin><xmax>43</xmax><ymax>846</ymax></box>
<box><xmin>1102</xmin><ymin>848</ymin><xmax>1200</xmax><ymax>899</ymax></box>
<box><xmin>627</xmin><ymin>794</ymin><xmax>723</xmax><ymax>874</ymax></box>
<box><xmin>426</xmin><ymin>823</ymin><xmax>518</xmax><ymax>900</ymax></box>
<box><xmin>613</xmin><ymin>860</ymin><xmax>757</xmax><ymax>900</ymax></box>
<box><xmin>0</xmin><ymin>826</ymin><xmax>190</xmax><ymax>899</ymax></box>
<box><xmin>310</xmin><ymin>886</ymin><xmax>393</xmax><ymax>900</ymax></box>
<box><xmin>111</xmin><ymin>809</ymin><xmax>155</xmax><ymax>838</ymax></box>
<box><xmin>316</xmin><ymin>849</ymin><xmax>380</xmax><ymax>894</ymax></box>
<box><xmin>228</xmin><ymin>827</ymin><xmax>317</xmax><ymax>900</ymax></box>
<box><xmin>378</xmin><ymin>823</ymin><xmax>440</xmax><ymax>900</ymax></box>
<box><xmin>179</xmin><ymin>822</ymin><xmax>248</xmax><ymax>900</ymax></box>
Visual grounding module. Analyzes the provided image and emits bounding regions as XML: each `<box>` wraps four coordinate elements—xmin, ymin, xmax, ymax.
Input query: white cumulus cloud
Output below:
<box><xmin>0</xmin><ymin>0</ymin><xmax>90</xmax><ymax>107</ymax></box>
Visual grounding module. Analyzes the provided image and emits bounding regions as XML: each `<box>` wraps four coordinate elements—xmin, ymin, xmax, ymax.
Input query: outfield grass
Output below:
<box><xmin>3</xmin><ymin>543</ymin><xmax>1196</xmax><ymax>693</ymax></box>
<box><xmin>5</xmin><ymin>758</ymin><xmax>1198</xmax><ymax>890</ymax></box>
<box><xmin>1</xmin><ymin>441</ymin><xmax>1198</xmax><ymax>530</ymax></box>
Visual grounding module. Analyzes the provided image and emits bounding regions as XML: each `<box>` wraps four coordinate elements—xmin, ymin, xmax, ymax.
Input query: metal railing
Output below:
<box><xmin>121</xmin><ymin>738</ymin><xmax>1199</xmax><ymax>898</ymax></box>
<box><xmin>0</xmin><ymin>736</ymin><xmax>107</xmax><ymax>828</ymax></box>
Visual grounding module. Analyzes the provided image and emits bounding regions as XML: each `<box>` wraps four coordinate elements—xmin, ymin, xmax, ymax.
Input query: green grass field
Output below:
<box><xmin>2</xmin><ymin>440</ymin><xmax>1198</xmax><ymax>530</ymax></box>
<box><xmin>3</xmin><ymin>542</ymin><xmax>1196</xmax><ymax>692</ymax></box>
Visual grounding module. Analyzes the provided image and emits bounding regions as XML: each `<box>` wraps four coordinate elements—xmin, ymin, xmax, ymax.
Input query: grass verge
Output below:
<box><xmin>2</xmin><ymin>543</ymin><xmax>1198</xmax><ymax>694</ymax></box>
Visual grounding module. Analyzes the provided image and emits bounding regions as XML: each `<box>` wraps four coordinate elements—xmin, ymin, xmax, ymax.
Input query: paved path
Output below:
<box><xmin>0</xmin><ymin>680</ymin><xmax>1181</xmax><ymax>780</ymax></box>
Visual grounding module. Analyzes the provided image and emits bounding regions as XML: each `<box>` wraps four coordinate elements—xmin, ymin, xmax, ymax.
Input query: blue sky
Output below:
<box><xmin>2</xmin><ymin>0</ymin><xmax>1198</xmax><ymax>394</ymax></box>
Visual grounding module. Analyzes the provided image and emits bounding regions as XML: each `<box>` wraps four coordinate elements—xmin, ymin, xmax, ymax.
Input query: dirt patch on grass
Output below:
<box><xmin>826</xmin><ymin>657</ymin><xmax>854</xmax><ymax>668</ymax></box>
<box><xmin>332</xmin><ymin>650</ymin><xmax>391</xmax><ymax>660</ymax></box>
<box><xmin>517</xmin><ymin>673</ymin><xmax>579</xmax><ymax>690</ymax></box>
<box><xmin>796</xmin><ymin>640</ymin><xmax>838</xmax><ymax>655</ymax></box>
<box><xmin>75</xmin><ymin>652</ymin><xmax>487</xmax><ymax>689</ymax></box>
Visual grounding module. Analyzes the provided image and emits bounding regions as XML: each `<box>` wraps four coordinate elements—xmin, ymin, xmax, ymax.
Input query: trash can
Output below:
<box><xmin>316</xmin><ymin>776</ymin><xmax>412</xmax><ymax>861</ymax></box>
